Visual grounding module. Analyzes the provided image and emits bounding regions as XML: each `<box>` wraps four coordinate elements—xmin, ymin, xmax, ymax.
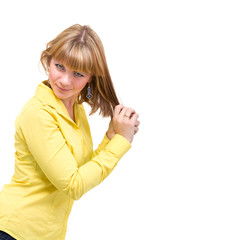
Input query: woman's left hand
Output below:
<box><xmin>106</xmin><ymin>106</ymin><xmax>140</xmax><ymax>140</ymax></box>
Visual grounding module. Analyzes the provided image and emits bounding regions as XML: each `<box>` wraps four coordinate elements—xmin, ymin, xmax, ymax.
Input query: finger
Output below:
<box><xmin>120</xmin><ymin>108</ymin><xmax>135</xmax><ymax>120</ymax></box>
<box><xmin>118</xmin><ymin>107</ymin><xmax>127</xmax><ymax>119</ymax></box>
<box><xmin>134</xmin><ymin>127</ymin><xmax>139</xmax><ymax>135</ymax></box>
<box><xmin>130</xmin><ymin>113</ymin><xmax>139</xmax><ymax>124</ymax></box>
<box><xmin>113</xmin><ymin>104</ymin><xmax>125</xmax><ymax>117</ymax></box>
<box><xmin>124</xmin><ymin>108</ymin><xmax>135</xmax><ymax>118</ymax></box>
<box><xmin>135</xmin><ymin>120</ymin><xmax>140</xmax><ymax>127</ymax></box>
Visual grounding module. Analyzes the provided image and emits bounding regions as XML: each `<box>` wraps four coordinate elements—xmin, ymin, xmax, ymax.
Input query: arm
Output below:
<box><xmin>92</xmin><ymin>134</ymin><xmax>110</xmax><ymax>158</ymax></box>
<box><xmin>17</xmin><ymin>107</ymin><xmax>131</xmax><ymax>200</ymax></box>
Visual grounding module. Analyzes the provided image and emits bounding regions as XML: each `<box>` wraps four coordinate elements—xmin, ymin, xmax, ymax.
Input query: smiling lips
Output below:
<box><xmin>57</xmin><ymin>85</ymin><xmax>71</xmax><ymax>92</ymax></box>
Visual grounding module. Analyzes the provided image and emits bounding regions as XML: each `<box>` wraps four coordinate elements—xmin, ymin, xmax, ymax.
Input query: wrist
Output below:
<box><xmin>106</xmin><ymin>131</ymin><xmax>115</xmax><ymax>140</ymax></box>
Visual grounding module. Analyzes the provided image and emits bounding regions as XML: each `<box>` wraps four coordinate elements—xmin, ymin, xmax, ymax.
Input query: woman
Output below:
<box><xmin>0</xmin><ymin>24</ymin><xmax>139</xmax><ymax>240</ymax></box>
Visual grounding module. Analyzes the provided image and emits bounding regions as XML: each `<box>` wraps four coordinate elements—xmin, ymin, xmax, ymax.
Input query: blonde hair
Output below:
<box><xmin>40</xmin><ymin>24</ymin><xmax>119</xmax><ymax>117</ymax></box>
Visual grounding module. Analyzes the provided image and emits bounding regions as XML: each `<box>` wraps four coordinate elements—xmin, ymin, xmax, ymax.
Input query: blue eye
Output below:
<box><xmin>74</xmin><ymin>72</ymin><xmax>84</xmax><ymax>77</ymax></box>
<box><xmin>55</xmin><ymin>64</ymin><xmax>64</xmax><ymax>70</ymax></box>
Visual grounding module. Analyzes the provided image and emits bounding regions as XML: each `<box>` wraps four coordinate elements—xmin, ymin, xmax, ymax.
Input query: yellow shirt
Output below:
<box><xmin>0</xmin><ymin>81</ymin><xmax>131</xmax><ymax>240</ymax></box>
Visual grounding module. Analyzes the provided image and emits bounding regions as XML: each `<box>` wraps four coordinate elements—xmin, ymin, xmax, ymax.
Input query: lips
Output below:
<box><xmin>56</xmin><ymin>85</ymin><xmax>71</xmax><ymax>92</ymax></box>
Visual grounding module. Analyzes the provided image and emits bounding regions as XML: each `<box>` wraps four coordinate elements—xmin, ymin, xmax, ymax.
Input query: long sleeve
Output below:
<box><xmin>17</xmin><ymin>106</ymin><xmax>131</xmax><ymax>200</ymax></box>
<box><xmin>92</xmin><ymin>134</ymin><xmax>110</xmax><ymax>158</ymax></box>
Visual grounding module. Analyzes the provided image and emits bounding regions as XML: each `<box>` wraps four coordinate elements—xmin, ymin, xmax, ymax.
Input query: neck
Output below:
<box><xmin>62</xmin><ymin>99</ymin><xmax>75</xmax><ymax>122</ymax></box>
<box><xmin>62</xmin><ymin>98</ymin><xmax>75</xmax><ymax>111</ymax></box>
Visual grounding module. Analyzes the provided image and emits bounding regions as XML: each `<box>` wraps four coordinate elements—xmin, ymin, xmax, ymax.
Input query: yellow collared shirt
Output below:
<box><xmin>0</xmin><ymin>81</ymin><xmax>131</xmax><ymax>240</ymax></box>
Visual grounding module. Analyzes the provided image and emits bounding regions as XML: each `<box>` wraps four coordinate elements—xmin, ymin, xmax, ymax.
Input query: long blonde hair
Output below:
<box><xmin>40</xmin><ymin>24</ymin><xmax>119</xmax><ymax>117</ymax></box>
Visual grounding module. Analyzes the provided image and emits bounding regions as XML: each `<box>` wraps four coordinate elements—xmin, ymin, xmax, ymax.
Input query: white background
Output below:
<box><xmin>0</xmin><ymin>0</ymin><xmax>240</xmax><ymax>239</ymax></box>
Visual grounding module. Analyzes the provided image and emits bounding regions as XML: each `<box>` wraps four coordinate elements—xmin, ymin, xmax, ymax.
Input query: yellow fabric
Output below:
<box><xmin>0</xmin><ymin>81</ymin><xmax>131</xmax><ymax>240</ymax></box>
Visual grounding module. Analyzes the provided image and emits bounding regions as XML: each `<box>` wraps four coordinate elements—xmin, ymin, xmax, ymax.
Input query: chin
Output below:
<box><xmin>53</xmin><ymin>89</ymin><xmax>68</xmax><ymax>99</ymax></box>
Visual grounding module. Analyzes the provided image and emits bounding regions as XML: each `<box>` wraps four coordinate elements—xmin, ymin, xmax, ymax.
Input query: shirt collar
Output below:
<box><xmin>34</xmin><ymin>80</ymin><xmax>80</xmax><ymax>125</ymax></box>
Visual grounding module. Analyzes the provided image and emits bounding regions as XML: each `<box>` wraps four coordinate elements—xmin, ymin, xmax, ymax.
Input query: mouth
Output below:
<box><xmin>56</xmin><ymin>85</ymin><xmax>71</xmax><ymax>92</ymax></box>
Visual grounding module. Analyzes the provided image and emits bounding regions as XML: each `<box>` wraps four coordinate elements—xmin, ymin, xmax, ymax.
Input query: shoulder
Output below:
<box><xmin>15</xmin><ymin>96</ymin><xmax>56</xmax><ymax>129</ymax></box>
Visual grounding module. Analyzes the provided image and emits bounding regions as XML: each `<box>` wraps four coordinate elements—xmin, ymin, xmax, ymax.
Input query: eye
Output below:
<box><xmin>74</xmin><ymin>72</ymin><xmax>84</xmax><ymax>77</ymax></box>
<box><xmin>55</xmin><ymin>63</ymin><xmax>64</xmax><ymax>70</ymax></box>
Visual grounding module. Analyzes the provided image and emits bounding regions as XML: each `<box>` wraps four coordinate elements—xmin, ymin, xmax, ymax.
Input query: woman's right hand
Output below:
<box><xmin>112</xmin><ymin>104</ymin><xmax>140</xmax><ymax>143</ymax></box>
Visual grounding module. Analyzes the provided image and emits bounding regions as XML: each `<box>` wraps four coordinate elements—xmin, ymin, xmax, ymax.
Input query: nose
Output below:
<box><xmin>59</xmin><ymin>74</ymin><xmax>71</xmax><ymax>88</ymax></box>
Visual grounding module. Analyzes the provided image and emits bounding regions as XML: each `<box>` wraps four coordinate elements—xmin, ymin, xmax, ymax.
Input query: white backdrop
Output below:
<box><xmin>0</xmin><ymin>0</ymin><xmax>240</xmax><ymax>239</ymax></box>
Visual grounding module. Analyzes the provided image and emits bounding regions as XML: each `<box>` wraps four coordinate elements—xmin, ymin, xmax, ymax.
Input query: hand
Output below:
<box><xmin>112</xmin><ymin>105</ymin><xmax>140</xmax><ymax>143</ymax></box>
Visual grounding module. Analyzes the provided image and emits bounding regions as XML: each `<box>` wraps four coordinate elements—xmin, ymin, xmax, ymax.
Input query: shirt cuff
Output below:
<box><xmin>98</xmin><ymin>134</ymin><xmax>111</xmax><ymax>149</ymax></box>
<box><xmin>106</xmin><ymin>134</ymin><xmax>132</xmax><ymax>159</ymax></box>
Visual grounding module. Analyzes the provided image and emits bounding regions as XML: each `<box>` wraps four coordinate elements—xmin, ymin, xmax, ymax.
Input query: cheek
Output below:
<box><xmin>75</xmin><ymin>81</ymin><xmax>88</xmax><ymax>91</ymax></box>
<box><xmin>49</xmin><ymin>68</ymin><xmax>60</xmax><ymax>81</ymax></box>
<box><xmin>48</xmin><ymin>69</ymin><xmax>54</xmax><ymax>81</ymax></box>
<box><xmin>74</xmin><ymin>78</ymin><xmax>90</xmax><ymax>90</ymax></box>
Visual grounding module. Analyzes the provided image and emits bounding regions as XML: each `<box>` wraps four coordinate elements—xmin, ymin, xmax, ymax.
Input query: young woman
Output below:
<box><xmin>0</xmin><ymin>24</ymin><xmax>139</xmax><ymax>240</ymax></box>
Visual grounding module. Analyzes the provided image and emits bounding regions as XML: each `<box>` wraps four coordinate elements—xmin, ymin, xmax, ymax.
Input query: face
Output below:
<box><xmin>48</xmin><ymin>58</ymin><xmax>91</xmax><ymax>106</ymax></box>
